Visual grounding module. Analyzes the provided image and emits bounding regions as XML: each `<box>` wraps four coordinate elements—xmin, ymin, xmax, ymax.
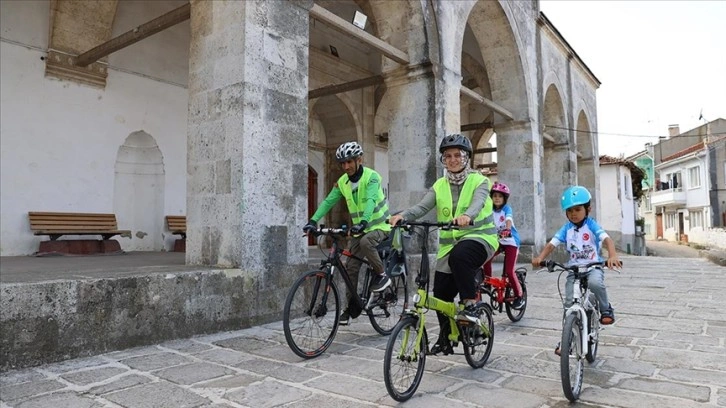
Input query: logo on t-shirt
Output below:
<box><xmin>499</xmin><ymin>215</ymin><xmax>505</xmax><ymax>222</ymax></box>
<box><xmin>583</xmin><ymin>233</ymin><xmax>590</xmax><ymax>241</ymax></box>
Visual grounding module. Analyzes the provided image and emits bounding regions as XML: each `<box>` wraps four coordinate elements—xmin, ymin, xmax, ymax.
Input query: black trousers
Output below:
<box><xmin>433</xmin><ymin>239</ymin><xmax>490</xmax><ymax>343</ymax></box>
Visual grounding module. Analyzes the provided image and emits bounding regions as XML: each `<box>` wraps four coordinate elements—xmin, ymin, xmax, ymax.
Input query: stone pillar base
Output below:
<box><xmin>173</xmin><ymin>238</ymin><xmax>186</xmax><ymax>252</ymax></box>
<box><xmin>37</xmin><ymin>240</ymin><xmax>122</xmax><ymax>256</ymax></box>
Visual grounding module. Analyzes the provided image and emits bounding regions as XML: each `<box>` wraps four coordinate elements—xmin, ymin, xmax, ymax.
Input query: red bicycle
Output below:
<box><xmin>478</xmin><ymin>266</ymin><xmax>528</xmax><ymax>322</ymax></box>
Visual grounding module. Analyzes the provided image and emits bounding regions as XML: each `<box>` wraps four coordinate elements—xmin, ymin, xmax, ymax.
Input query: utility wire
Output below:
<box><xmin>544</xmin><ymin>125</ymin><xmax>726</xmax><ymax>139</ymax></box>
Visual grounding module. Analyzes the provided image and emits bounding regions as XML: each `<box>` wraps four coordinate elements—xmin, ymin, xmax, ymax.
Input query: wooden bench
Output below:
<box><xmin>29</xmin><ymin>212</ymin><xmax>131</xmax><ymax>240</ymax></box>
<box><xmin>165</xmin><ymin>215</ymin><xmax>186</xmax><ymax>239</ymax></box>
<box><xmin>166</xmin><ymin>215</ymin><xmax>186</xmax><ymax>252</ymax></box>
<box><xmin>28</xmin><ymin>212</ymin><xmax>131</xmax><ymax>255</ymax></box>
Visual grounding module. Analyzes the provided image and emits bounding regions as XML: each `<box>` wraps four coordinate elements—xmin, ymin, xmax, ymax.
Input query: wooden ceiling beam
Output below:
<box><xmin>309</xmin><ymin>4</ymin><xmax>409</xmax><ymax>65</ymax></box>
<box><xmin>460</xmin><ymin>86</ymin><xmax>514</xmax><ymax>121</ymax></box>
<box><xmin>309</xmin><ymin>75</ymin><xmax>384</xmax><ymax>99</ymax></box>
<box><xmin>460</xmin><ymin>121</ymin><xmax>493</xmax><ymax>132</ymax></box>
<box><xmin>75</xmin><ymin>3</ymin><xmax>190</xmax><ymax>67</ymax></box>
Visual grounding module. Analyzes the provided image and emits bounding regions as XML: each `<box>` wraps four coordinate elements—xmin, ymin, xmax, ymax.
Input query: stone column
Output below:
<box><xmin>187</xmin><ymin>1</ymin><xmax>310</xmax><ymax>284</ymax></box>
<box><xmin>496</xmin><ymin>120</ymin><xmax>547</xmax><ymax>260</ymax></box>
<box><xmin>386</xmin><ymin>64</ymin><xmax>443</xmax><ymax>214</ymax></box>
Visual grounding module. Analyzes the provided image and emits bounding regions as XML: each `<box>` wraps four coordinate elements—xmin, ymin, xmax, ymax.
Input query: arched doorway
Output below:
<box><xmin>542</xmin><ymin>84</ymin><xmax>571</xmax><ymax>237</ymax></box>
<box><xmin>307</xmin><ymin>165</ymin><xmax>318</xmax><ymax>246</ymax></box>
<box><xmin>113</xmin><ymin>131</ymin><xmax>165</xmax><ymax>251</ymax></box>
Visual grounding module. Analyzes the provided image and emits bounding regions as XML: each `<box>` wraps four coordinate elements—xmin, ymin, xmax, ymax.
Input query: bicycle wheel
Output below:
<box><xmin>586</xmin><ymin>295</ymin><xmax>600</xmax><ymax>363</ymax></box>
<box><xmin>283</xmin><ymin>269</ymin><xmax>340</xmax><ymax>359</ymax></box>
<box><xmin>383</xmin><ymin>315</ymin><xmax>427</xmax><ymax>402</ymax></box>
<box><xmin>463</xmin><ymin>303</ymin><xmax>495</xmax><ymax>368</ymax></box>
<box><xmin>560</xmin><ymin>313</ymin><xmax>584</xmax><ymax>402</ymax></box>
<box><xmin>369</xmin><ymin>274</ymin><xmax>408</xmax><ymax>335</ymax></box>
<box><xmin>505</xmin><ymin>276</ymin><xmax>527</xmax><ymax>322</ymax></box>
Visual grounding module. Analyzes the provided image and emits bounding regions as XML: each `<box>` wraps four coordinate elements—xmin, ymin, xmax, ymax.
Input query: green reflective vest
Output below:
<box><xmin>338</xmin><ymin>167</ymin><xmax>391</xmax><ymax>233</ymax></box>
<box><xmin>433</xmin><ymin>173</ymin><xmax>498</xmax><ymax>258</ymax></box>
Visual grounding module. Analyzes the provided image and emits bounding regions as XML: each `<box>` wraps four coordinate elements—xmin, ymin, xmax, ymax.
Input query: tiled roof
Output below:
<box><xmin>660</xmin><ymin>135</ymin><xmax>726</xmax><ymax>162</ymax></box>
<box><xmin>661</xmin><ymin>142</ymin><xmax>705</xmax><ymax>162</ymax></box>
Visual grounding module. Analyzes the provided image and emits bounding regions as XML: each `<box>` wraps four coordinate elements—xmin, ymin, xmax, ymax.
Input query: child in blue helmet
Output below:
<box><xmin>532</xmin><ymin>186</ymin><xmax>621</xmax><ymax>353</ymax></box>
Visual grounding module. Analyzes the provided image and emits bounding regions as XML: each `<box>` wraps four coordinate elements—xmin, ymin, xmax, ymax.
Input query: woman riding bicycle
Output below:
<box><xmin>389</xmin><ymin>134</ymin><xmax>499</xmax><ymax>354</ymax></box>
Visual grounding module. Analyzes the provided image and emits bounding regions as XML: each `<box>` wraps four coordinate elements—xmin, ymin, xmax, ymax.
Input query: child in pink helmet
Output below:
<box><xmin>482</xmin><ymin>181</ymin><xmax>524</xmax><ymax>308</ymax></box>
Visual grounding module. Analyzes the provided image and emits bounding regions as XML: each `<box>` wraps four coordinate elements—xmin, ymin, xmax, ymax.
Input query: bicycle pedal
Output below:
<box><xmin>428</xmin><ymin>343</ymin><xmax>454</xmax><ymax>355</ymax></box>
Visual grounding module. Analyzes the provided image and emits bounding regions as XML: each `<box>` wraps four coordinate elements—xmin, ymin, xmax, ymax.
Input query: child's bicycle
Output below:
<box><xmin>537</xmin><ymin>259</ymin><xmax>621</xmax><ymax>402</ymax></box>
<box><xmin>479</xmin><ymin>264</ymin><xmax>528</xmax><ymax>322</ymax></box>
<box><xmin>283</xmin><ymin>225</ymin><xmax>408</xmax><ymax>359</ymax></box>
<box><xmin>383</xmin><ymin>221</ymin><xmax>494</xmax><ymax>402</ymax></box>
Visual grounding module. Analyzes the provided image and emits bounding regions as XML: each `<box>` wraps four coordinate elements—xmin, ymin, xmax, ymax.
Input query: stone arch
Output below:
<box><xmin>463</xmin><ymin>0</ymin><xmax>533</xmax><ymax>198</ymax></box>
<box><xmin>542</xmin><ymin>84</ymin><xmax>572</xmax><ymax>237</ymax></box>
<box><xmin>576</xmin><ymin>110</ymin><xmax>598</xmax><ymax>215</ymax></box>
<box><xmin>113</xmin><ymin>131</ymin><xmax>165</xmax><ymax>251</ymax></box>
<box><xmin>309</xmin><ymin>95</ymin><xmax>360</xmax><ymax>227</ymax></box>
<box><xmin>465</xmin><ymin>1</ymin><xmax>531</xmax><ymax>120</ymax></box>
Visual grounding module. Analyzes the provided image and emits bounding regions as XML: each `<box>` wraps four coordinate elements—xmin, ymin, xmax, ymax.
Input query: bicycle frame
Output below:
<box><xmin>399</xmin><ymin>222</ymin><xmax>490</xmax><ymax>351</ymax></box>
<box><xmin>540</xmin><ymin>261</ymin><xmax>610</xmax><ymax>358</ymax></box>
<box><xmin>317</xmin><ymin>228</ymin><xmax>377</xmax><ymax>312</ymax></box>
<box><xmin>563</xmin><ymin>271</ymin><xmax>592</xmax><ymax>357</ymax></box>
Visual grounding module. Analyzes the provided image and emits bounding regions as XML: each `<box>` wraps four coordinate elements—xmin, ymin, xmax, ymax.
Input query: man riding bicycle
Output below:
<box><xmin>304</xmin><ymin>141</ymin><xmax>392</xmax><ymax>325</ymax></box>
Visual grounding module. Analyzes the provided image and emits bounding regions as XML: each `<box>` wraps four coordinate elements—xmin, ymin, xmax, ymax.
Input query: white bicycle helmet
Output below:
<box><xmin>335</xmin><ymin>141</ymin><xmax>364</xmax><ymax>162</ymax></box>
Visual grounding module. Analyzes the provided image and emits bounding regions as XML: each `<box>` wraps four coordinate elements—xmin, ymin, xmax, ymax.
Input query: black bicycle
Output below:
<box><xmin>283</xmin><ymin>225</ymin><xmax>408</xmax><ymax>358</ymax></box>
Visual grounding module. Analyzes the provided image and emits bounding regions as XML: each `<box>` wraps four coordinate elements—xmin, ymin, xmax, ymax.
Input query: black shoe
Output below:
<box><xmin>370</xmin><ymin>274</ymin><xmax>391</xmax><ymax>292</ymax></box>
<box><xmin>429</xmin><ymin>341</ymin><xmax>454</xmax><ymax>355</ymax></box>
<box><xmin>456</xmin><ymin>304</ymin><xmax>481</xmax><ymax>325</ymax></box>
<box><xmin>511</xmin><ymin>296</ymin><xmax>525</xmax><ymax>309</ymax></box>
<box><xmin>339</xmin><ymin>310</ymin><xmax>350</xmax><ymax>326</ymax></box>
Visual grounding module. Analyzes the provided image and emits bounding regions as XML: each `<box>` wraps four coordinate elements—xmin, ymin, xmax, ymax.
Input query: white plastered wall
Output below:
<box><xmin>0</xmin><ymin>1</ymin><xmax>188</xmax><ymax>255</ymax></box>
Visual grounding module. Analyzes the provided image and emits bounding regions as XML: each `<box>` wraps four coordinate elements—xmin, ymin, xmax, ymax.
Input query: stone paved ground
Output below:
<box><xmin>1</xmin><ymin>254</ymin><xmax>725</xmax><ymax>408</ymax></box>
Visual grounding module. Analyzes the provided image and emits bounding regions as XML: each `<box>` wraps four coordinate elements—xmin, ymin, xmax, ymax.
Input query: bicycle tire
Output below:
<box><xmin>463</xmin><ymin>303</ymin><xmax>495</xmax><ymax>368</ymax></box>
<box><xmin>560</xmin><ymin>313</ymin><xmax>584</xmax><ymax>402</ymax></box>
<box><xmin>368</xmin><ymin>274</ymin><xmax>408</xmax><ymax>335</ymax></box>
<box><xmin>586</xmin><ymin>295</ymin><xmax>600</xmax><ymax>363</ymax></box>
<box><xmin>383</xmin><ymin>315</ymin><xmax>427</xmax><ymax>402</ymax></box>
<box><xmin>505</xmin><ymin>278</ymin><xmax>527</xmax><ymax>322</ymax></box>
<box><xmin>283</xmin><ymin>269</ymin><xmax>340</xmax><ymax>359</ymax></box>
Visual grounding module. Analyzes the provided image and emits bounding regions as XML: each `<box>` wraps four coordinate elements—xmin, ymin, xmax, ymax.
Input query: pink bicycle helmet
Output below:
<box><xmin>491</xmin><ymin>182</ymin><xmax>510</xmax><ymax>198</ymax></box>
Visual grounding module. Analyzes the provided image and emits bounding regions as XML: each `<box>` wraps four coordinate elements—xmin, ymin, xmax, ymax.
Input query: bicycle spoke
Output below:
<box><xmin>283</xmin><ymin>271</ymin><xmax>340</xmax><ymax>358</ymax></box>
<box><xmin>368</xmin><ymin>275</ymin><xmax>408</xmax><ymax>335</ymax></box>
<box><xmin>384</xmin><ymin>317</ymin><xmax>426</xmax><ymax>402</ymax></box>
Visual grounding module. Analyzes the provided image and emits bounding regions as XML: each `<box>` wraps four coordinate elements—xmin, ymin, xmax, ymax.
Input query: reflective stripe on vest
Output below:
<box><xmin>433</xmin><ymin>173</ymin><xmax>498</xmax><ymax>258</ymax></box>
<box><xmin>338</xmin><ymin>167</ymin><xmax>391</xmax><ymax>233</ymax></box>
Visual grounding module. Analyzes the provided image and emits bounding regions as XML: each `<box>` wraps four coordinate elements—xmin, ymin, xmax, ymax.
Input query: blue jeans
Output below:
<box><xmin>564</xmin><ymin>266</ymin><xmax>610</xmax><ymax>312</ymax></box>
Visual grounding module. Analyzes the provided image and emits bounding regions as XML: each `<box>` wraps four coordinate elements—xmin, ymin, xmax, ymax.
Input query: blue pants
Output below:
<box><xmin>564</xmin><ymin>267</ymin><xmax>611</xmax><ymax>312</ymax></box>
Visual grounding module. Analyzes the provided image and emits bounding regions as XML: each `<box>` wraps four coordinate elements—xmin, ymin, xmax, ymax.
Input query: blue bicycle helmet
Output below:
<box><xmin>561</xmin><ymin>185</ymin><xmax>592</xmax><ymax>211</ymax></box>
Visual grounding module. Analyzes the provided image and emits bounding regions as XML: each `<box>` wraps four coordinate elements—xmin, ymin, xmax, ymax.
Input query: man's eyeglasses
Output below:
<box><xmin>442</xmin><ymin>153</ymin><xmax>466</xmax><ymax>161</ymax></box>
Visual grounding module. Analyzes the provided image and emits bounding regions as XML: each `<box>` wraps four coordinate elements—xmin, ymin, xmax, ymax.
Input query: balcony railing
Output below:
<box><xmin>651</xmin><ymin>188</ymin><xmax>686</xmax><ymax>206</ymax></box>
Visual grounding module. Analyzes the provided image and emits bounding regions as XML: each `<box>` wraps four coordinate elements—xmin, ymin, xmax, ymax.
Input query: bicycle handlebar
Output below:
<box><xmin>538</xmin><ymin>260</ymin><xmax>623</xmax><ymax>274</ymax></box>
<box><xmin>392</xmin><ymin>219</ymin><xmax>472</xmax><ymax>230</ymax></box>
<box><xmin>303</xmin><ymin>226</ymin><xmax>349</xmax><ymax>238</ymax></box>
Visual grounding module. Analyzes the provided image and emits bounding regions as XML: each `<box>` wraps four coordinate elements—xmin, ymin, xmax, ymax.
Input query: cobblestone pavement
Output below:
<box><xmin>1</xmin><ymin>254</ymin><xmax>725</xmax><ymax>408</ymax></box>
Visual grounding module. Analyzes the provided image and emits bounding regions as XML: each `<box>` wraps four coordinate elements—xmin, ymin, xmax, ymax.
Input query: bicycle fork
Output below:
<box><xmin>564</xmin><ymin>304</ymin><xmax>589</xmax><ymax>355</ymax></box>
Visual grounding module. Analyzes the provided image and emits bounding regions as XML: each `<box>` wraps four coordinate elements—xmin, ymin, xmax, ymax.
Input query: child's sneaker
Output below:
<box><xmin>339</xmin><ymin>310</ymin><xmax>351</xmax><ymax>326</ymax></box>
<box><xmin>511</xmin><ymin>296</ymin><xmax>525</xmax><ymax>309</ymax></box>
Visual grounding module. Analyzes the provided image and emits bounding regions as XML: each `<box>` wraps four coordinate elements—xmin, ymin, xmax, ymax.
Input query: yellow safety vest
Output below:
<box><xmin>338</xmin><ymin>167</ymin><xmax>391</xmax><ymax>233</ymax></box>
<box><xmin>433</xmin><ymin>173</ymin><xmax>498</xmax><ymax>258</ymax></box>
